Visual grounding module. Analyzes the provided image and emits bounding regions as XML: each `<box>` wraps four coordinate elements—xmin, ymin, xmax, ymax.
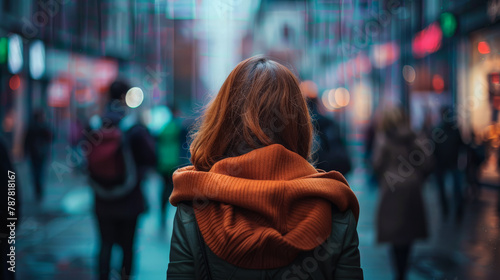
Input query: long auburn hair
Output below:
<box><xmin>190</xmin><ymin>55</ymin><xmax>313</xmax><ymax>171</ymax></box>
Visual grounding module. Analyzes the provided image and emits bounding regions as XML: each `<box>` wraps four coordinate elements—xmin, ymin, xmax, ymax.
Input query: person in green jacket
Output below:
<box><xmin>157</xmin><ymin>115</ymin><xmax>182</xmax><ymax>228</ymax></box>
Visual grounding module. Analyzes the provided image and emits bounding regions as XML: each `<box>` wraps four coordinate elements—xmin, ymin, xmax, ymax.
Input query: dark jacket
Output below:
<box><xmin>93</xmin><ymin>112</ymin><xmax>156</xmax><ymax>219</ymax></box>
<box><xmin>167</xmin><ymin>203</ymin><xmax>363</xmax><ymax>280</ymax></box>
<box><xmin>312</xmin><ymin>107</ymin><xmax>352</xmax><ymax>175</ymax></box>
<box><xmin>434</xmin><ymin>122</ymin><xmax>464</xmax><ymax>169</ymax></box>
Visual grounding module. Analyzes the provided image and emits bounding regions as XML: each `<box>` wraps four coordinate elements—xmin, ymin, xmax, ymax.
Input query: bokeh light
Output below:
<box><xmin>29</xmin><ymin>40</ymin><xmax>46</xmax><ymax>80</ymax></box>
<box><xmin>412</xmin><ymin>23</ymin><xmax>442</xmax><ymax>58</ymax></box>
<box><xmin>143</xmin><ymin>105</ymin><xmax>172</xmax><ymax>136</ymax></box>
<box><xmin>334</xmin><ymin>87</ymin><xmax>350</xmax><ymax>107</ymax></box>
<box><xmin>432</xmin><ymin>74</ymin><xmax>445</xmax><ymax>93</ymax></box>
<box><xmin>7</xmin><ymin>34</ymin><xmax>23</xmax><ymax>74</ymax></box>
<box><xmin>371</xmin><ymin>42</ymin><xmax>400</xmax><ymax>69</ymax></box>
<box><xmin>440</xmin><ymin>12</ymin><xmax>457</xmax><ymax>38</ymax></box>
<box><xmin>9</xmin><ymin>75</ymin><xmax>20</xmax><ymax>90</ymax></box>
<box><xmin>353</xmin><ymin>83</ymin><xmax>372</xmax><ymax>121</ymax></box>
<box><xmin>0</xmin><ymin>37</ymin><xmax>7</xmax><ymax>64</ymax></box>
<box><xmin>402</xmin><ymin>65</ymin><xmax>416</xmax><ymax>83</ymax></box>
<box><xmin>478</xmin><ymin>41</ymin><xmax>490</xmax><ymax>54</ymax></box>
<box><xmin>322</xmin><ymin>89</ymin><xmax>337</xmax><ymax>111</ymax></box>
<box><xmin>300</xmin><ymin>80</ymin><xmax>318</xmax><ymax>98</ymax></box>
<box><xmin>125</xmin><ymin>87</ymin><xmax>144</xmax><ymax>108</ymax></box>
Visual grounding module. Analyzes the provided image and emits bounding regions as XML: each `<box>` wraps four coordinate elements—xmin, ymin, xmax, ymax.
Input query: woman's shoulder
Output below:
<box><xmin>332</xmin><ymin>206</ymin><xmax>356</xmax><ymax>225</ymax></box>
<box><xmin>330</xmin><ymin>206</ymin><xmax>358</xmax><ymax>243</ymax></box>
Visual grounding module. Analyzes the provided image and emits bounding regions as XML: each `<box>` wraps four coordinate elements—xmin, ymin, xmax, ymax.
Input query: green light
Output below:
<box><xmin>440</xmin><ymin>12</ymin><xmax>457</xmax><ymax>38</ymax></box>
<box><xmin>0</xmin><ymin>37</ymin><xmax>7</xmax><ymax>64</ymax></box>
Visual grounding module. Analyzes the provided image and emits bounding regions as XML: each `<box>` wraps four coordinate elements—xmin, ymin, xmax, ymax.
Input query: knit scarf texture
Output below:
<box><xmin>170</xmin><ymin>144</ymin><xmax>359</xmax><ymax>269</ymax></box>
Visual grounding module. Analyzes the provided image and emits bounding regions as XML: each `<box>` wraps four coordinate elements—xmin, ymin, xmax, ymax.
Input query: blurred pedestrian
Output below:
<box><xmin>24</xmin><ymin>109</ymin><xmax>52</xmax><ymax>202</ymax></box>
<box><xmin>308</xmin><ymin>97</ymin><xmax>352</xmax><ymax>175</ymax></box>
<box><xmin>465</xmin><ymin>132</ymin><xmax>485</xmax><ymax>201</ymax></box>
<box><xmin>167</xmin><ymin>56</ymin><xmax>362</xmax><ymax>279</ymax></box>
<box><xmin>364</xmin><ymin>112</ymin><xmax>380</xmax><ymax>187</ymax></box>
<box><xmin>364</xmin><ymin>117</ymin><xmax>376</xmax><ymax>164</ymax></box>
<box><xmin>69</xmin><ymin>116</ymin><xmax>85</xmax><ymax>171</ymax></box>
<box><xmin>372</xmin><ymin>107</ymin><xmax>430</xmax><ymax>280</ymax></box>
<box><xmin>69</xmin><ymin>116</ymin><xmax>84</xmax><ymax>148</ymax></box>
<box><xmin>433</xmin><ymin>107</ymin><xmax>465</xmax><ymax>220</ymax></box>
<box><xmin>86</xmin><ymin>80</ymin><xmax>156</xmax><ymax>280</ymax></box>
<box><xmin>157</xmin><ymin>110</ymin><xmax>181</xmax><ymax>228</ymax></box>
<box><xmin>420</xmin><ymin>108</ymin><xmax>433</xmax><ymax>139</ymax></box>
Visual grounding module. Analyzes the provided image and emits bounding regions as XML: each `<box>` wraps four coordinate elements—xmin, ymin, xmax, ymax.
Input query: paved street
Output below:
<box><xmin>14</xmin><ymin>145</ymin><xmax>500</xmax><ymax>280</ymax></box>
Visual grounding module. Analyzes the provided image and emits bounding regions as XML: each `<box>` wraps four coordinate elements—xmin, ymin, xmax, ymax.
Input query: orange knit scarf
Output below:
<box><xmin>170</xmin><ymin>144</ymin><xmax>359</xmax><ymax>269</ymax></box>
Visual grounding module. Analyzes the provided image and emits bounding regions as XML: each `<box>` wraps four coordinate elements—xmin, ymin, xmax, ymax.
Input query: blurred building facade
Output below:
<box><xmin>1</xmin><ymin>0</ymin><xmax>499</xmax><ymax>146</ymax></box>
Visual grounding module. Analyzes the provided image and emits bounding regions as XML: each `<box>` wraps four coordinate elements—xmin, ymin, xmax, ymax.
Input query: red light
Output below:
<box><xmin>492</xmin><ymin>73</ymin><xmax>500</xmax><ymax>84</ymax></box>
<box><xmin>412</xmin><ymin>23</ymin><xmax>443</xmax><ymax>58</ymax></box>
<box><xmin>478</xmin><ymin>41</ymin><xmax>490</xmax><ymax>54</ymax></box>
<box><xmin>432</xmin><ymin>74</ymin><xmax>444</xmax><ymax>93</ymax></box>
<box><xmin>9</xmin><ymin>75</ymin><xmax>20</xmax><ymax>90</ymax></box>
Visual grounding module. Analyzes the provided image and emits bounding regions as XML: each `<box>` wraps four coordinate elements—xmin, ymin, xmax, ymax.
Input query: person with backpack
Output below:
<box><xmin>167</xmin><ymin>56</ymin><xmax>362</xmax><ymax>279</ymax></box>
<box><xmin>86</xmin><ymin>80</ymin><xmax>156</xmax><ymax>280</ymax></box>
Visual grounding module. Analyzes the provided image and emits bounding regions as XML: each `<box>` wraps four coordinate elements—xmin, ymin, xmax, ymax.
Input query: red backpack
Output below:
<box><xmin>86</xmin><ymin>125</ymin><xmax>136</xmax><ymax>199</ymax></box>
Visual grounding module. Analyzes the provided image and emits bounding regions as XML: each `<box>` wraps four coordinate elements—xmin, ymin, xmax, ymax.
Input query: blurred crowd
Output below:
<box><xmin>1</xmin><ymin>77</ymin><xmax>497</xmax><ymax>280</ymax></box>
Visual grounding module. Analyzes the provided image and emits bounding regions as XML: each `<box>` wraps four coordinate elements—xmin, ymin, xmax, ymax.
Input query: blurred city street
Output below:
<box><xmin>13</xmin><ymin>142</ymin><xmax>500</xmax><ymax>280</ymax></box>
<box><xmin>0</xmin><ymin>0</ymin><xmax>499</xmax><ymax>279</ymax></box>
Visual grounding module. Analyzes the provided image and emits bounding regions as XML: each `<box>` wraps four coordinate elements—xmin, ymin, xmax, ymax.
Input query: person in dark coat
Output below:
<box><xmin>433</xmin><ymin>107</ymin><xmax>465</xmax><ymax>220</ymax></box>
<box><xmin>465</xmin><ymin>132</ymin><xmax>485</xmax><ymax>201</ymax></box>
<box><xmin>91</xmin><ymin>81</ymin><xmax>156</xmax><ymax>280</ymax></box>
<box><xmin>307</xmin><ymin>97</ymin><xmax>352</xmax><ymax>176</ymax></box>
<box><xmin>24</xmin><ymin>109</ymin><xmax>52</xmax><ymax>202</ymax></box>
<box><xmin>372</xmin><ymin>107</ymin><xmax>430</xmax><ymax>280</ymax></box>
